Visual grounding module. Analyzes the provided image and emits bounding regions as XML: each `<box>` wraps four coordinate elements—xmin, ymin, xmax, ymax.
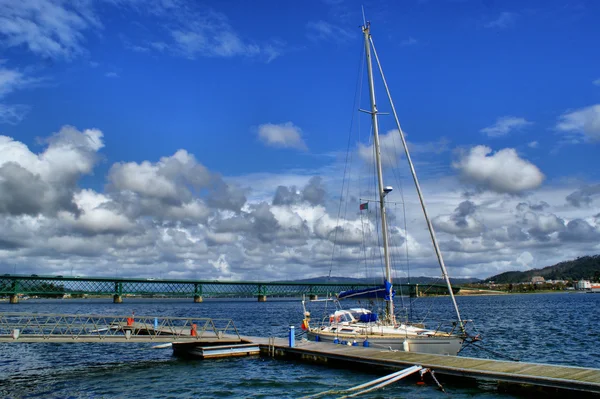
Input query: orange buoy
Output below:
<box><xmin>191</xmin><ymin>323</ymin><xmax>197</xmax><ymax>337</ymax></box>
<box><xmin>126</xmin><ymin>317</ymin><xmax>134</xmax><ymax>326</ymax></box>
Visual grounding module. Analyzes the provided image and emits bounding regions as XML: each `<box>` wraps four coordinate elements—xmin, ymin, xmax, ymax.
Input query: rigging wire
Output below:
<box><xmin>327</xmin><ymin>40</ymin><xmax>365</xmax><ymax>281</ymax></box>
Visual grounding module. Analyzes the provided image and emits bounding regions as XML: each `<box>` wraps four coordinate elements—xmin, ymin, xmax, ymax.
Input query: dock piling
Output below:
<box><xmin>289</xmin><ymin>326</ymin><xmax>295</xmax><ymax>348</ymax></box>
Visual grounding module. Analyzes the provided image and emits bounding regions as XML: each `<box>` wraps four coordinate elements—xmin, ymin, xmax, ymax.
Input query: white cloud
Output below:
<box><xmin>527</xmin><ymin>141</ymin><xmax>538</xmax><ymax>148</ymax></box>
<box><xmin>0</xmin><ymin>103</ymin><xmax>30</xmax><ymax>125</ymax></box>
<box><xmin>0</xmin><ymin>0</ymin><xmax>101</xmax><ymax>59</ymax></box>
<box><xmin>257</xmin><ymin>122</ymin><xmax>307</xmax><ymax>150</ymax></box>
<box><xmin>593</xmin><ymin>78</ymin><xmax>600</xmax><ymax>86</ymax></box>
<box><xmin>105</xmin><ymin>72</ymin><xmax>119</xmax><ymax>78</ymax></box>
<box><xmin>0</xmin><ymin>126</ymin><xmax>103</xmax><ymax>216</ymax></box>
<box><xmin>109</xmin><ymin>149</ymin><xmax>211</xmax><ymax>201</ymax></box>
<box><xmin>59</xmin><ymin>189</ymin><xmax>133</xmax><ymax>234</ymax></box>
<box><xmin>0</xmin><ymin>67</ymin><xmax>28</xmax><ymax>97</ymax></box>
<box><xmin>480</xmin><ymin>116</ymin><xmax>532</xmax><ymax>137</ymax></box>
<box><xmin>484</xmin><ymin>12</ymin><xmax>517</xmax><ymax>29</ymax></box>
<box><xmin>306</xmin><ymin>20</ymin><xmax>353</xmax><ymax>42</ymax></box>
<box><xmin>556</xmin><ymin>104</ymin><xmax>600</xmax><ymax>141</ymax></box>
<box><xmin>0</xmin><ymin>126</ymin><xmax>598</xmax><ymax>282</ymax></box>
<box><xmin>453</xmin><ymin>145</ymin><xmax>544</xmax><ymax>194</ymax></box>
<box><xmin>358</xmin><ymin>129</ymin><xmax>404</xmax><ymax>167</ymax></box>
<box><xmin>0</xmin><ymin>65</ymin><xmax>39</xmax><ymax>124</ymax></box>
<box><xmin>138</xmin><ymin>2</ymin><xmax>283</xmax><ymax>62</ymax></box>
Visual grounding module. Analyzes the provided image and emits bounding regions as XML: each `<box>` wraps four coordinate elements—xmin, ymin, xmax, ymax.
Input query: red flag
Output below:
<box><xmin>360</xmin><ymin>202</ymin><xmax>368</xmax><ymax>211</ymax></box>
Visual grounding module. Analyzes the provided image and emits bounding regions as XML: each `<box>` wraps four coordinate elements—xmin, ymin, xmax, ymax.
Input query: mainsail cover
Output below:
<box><xmin>338</xmin><ymin>280</ymin><xmax>395</xmax><ymax>300</ymax></box>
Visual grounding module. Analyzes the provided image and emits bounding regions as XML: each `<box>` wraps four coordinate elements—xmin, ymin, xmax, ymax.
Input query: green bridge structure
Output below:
<box><xmin>0</xmin><ymin>275</ymin><xmax>459</xmax><ymax>304</ymax></box>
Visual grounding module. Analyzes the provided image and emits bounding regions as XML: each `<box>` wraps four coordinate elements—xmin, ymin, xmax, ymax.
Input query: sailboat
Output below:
<box><xmin>301</xmin><ymin>22</ymin><xmax>468</xmax><ymax>356</ymax></box>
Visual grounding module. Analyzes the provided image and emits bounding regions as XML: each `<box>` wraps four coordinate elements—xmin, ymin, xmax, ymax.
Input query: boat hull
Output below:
<box><xmin>306</xmin><ymin>330</ymin><xmax>464</xmax><ymax>356</ymax></box>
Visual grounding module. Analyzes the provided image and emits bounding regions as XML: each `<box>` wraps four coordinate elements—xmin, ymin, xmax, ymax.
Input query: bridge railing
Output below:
<box><xmin>0</xmin><ymin>275</ymin><xmax>457</xmax><ymax>302</ymax></box>
<box><xmin>0</xmin><ymin>312</ymin><xmax>240</xmax><ymax>342</ymax></box>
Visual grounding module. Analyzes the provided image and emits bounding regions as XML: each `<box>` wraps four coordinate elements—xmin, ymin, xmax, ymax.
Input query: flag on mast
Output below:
<box><xmin>360</xmin><ymin>202</ymin><xmax>368</xmax><ymax>211</ymax></box>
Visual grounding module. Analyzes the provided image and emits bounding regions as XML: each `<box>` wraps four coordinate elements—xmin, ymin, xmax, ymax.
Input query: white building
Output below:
<box><xmin>576</xmin><ymin>280</ymin><xmax>592</xmax><ymax>290</ymax></box>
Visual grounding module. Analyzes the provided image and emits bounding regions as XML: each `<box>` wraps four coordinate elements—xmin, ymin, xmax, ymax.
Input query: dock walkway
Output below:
<box><xmin>247</xmin><ymin>336</ymin><xmax>600</xmax><ymax>395</ymax></box>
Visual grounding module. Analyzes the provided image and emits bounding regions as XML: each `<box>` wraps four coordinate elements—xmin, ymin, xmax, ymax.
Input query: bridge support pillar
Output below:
<box><xmin>113</xmin><ymin>295</ymin><xmax>123</xmax><ymax>303</ymax></box>
<box><xmin>9</xmin><ymin>295</ymin><xmax>18</xmax><ymax>304</ymax></box>
<box><xmin>257</xmin><ymin>295</ymin><xmax>267</xmax><ymax>302</ymax></box>
<box><xmin>309</xmin><ymin>294</ymin><xmax>318</xmax><ymax>300</ymax></box>
<box><xmin>193</xmin><ymin>295</ymin><xmax>203</xmax><ymax>303</ymax></box>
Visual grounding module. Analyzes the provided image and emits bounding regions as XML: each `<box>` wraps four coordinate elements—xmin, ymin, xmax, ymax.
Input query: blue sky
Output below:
<box><xmin>0</xmin><ymin>0</ymin><xmax>599</xmax><ymax>281</ymax></box>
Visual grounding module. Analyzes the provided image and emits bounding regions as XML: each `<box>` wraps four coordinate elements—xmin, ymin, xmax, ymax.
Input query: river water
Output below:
<box><xmin>0</xmin><ymin>292</ymin><xmax>598</xmax><ymax>398</ymax></box>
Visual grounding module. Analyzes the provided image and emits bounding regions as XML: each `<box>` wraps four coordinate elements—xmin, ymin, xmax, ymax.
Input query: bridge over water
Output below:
<box><xmin>0</xmin><ymin>275</ymin><xmax>458</xmax><ymax>304</ymax></box>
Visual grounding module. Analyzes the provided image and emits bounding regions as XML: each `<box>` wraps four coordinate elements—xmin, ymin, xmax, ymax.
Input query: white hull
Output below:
<box><xmin>306</xmin><ymin>327</ymin><xmax>464</xmax><ymax>356</ymax></box>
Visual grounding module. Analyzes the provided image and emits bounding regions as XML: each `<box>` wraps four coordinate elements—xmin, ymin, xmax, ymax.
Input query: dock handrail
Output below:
<box><xmin>0</xmin><ymin>312</ymin><xmax>241</xmax><ymax>342</ymax></box>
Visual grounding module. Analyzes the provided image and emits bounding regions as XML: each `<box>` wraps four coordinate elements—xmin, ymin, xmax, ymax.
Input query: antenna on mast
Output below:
<box><xmin>361</xmin><ymin>6</ymin><xmax>367</xmax><ymax>26</ymax></box>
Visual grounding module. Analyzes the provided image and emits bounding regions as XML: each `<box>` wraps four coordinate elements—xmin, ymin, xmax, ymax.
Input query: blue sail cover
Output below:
<box><xmin>338</xmin><ymin>280</ymin><xmax>395</xmax><ymax>300</ymax></box>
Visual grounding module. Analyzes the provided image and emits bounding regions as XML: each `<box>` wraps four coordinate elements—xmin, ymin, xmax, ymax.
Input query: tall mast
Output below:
<box><xmin>368</xmin><ymin>34</ymin><xmax>465</xmax><ymax>331</ymax></box>
<box><xmin>362</xmin><ymin>23</ymin><xmax>394</xmax><ymax>324</ymax></box>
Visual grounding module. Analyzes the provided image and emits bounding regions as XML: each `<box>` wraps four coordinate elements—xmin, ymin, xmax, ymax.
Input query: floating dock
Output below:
<box><xmin>244</xmin><ymin>335</ymin><xmax>600</xmax><ymax>396</ymax></box>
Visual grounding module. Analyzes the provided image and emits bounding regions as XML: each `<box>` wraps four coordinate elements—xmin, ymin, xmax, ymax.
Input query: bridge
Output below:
<box><xmin>0</xmin><ymin>275</ymin><xmax>458</xmax><ymax>303</ymax></box>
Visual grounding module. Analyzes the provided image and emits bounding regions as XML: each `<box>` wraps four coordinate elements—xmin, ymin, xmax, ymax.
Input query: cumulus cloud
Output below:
<box><xmin>558</xmin><ymin>219</ymin><xmax>600</xmax><ymax>242</ymax></box>
<box><xmin>257</xmin><ymin>122</ymin><xmax>307</xmax><ymax>150</ymax></box>
<box><xmin>453</xmin><ymin>145</ymin><xmax>544</xmax><ymax>194</ymax></box>
<box><xmin>59</xmin><ymin>190</ymin><xmax>133</xmax><ymax>234</ymax></box>
<box><xmin>358</xmin><ymin>130</ymin><xmax>405</xmax><ymax>167</ymax></box>
<box><xmin>109</xmin><ymin>149</ymin><xmax>210</xmax><ymax>203</ymax></box>
<box><xmin>517</xmin><ymin>201</ymin><xmax>549</xmax><ymax>212</ymax></box>
<box><xmin>433</xmin><ymin>201</ymin><xmax>484</xmax><ymax>237</ymax></box>
<box><xmin>108</xmin><ymin>150</ymin><xmax>215</xmax><ymax>222</ymax></box>
<box><xmin>480</xmin><ymin>116</ymin><xmax>532</xmax><ymax>137</ymax></box>
<box><xmin>566</xmin><ymin>184</ymin><xmax>600</xmax><ymax>207</ymax></box>
<box><xmin>522</xmin><ymin>212</ymin><xmax>565</xmax><ymax>242</ymax></box>
<box><xmin>0</xmin><ymin>126</ymin><xmax>103</xmax><ymax>216</ymax></box>
<box><xmin>206</xmin><ymin>180</ymin><xmax>247</xmax><ymax>212</ymax></box>
<box><xmin>556</xmin><ymin>104</ymin><xmax>600</xmax><ymax>142</ymax></box>
<box><xmin>302</xmin><ymin>176</ymin><xmax>326</xmax><ymax>206</ymax></box>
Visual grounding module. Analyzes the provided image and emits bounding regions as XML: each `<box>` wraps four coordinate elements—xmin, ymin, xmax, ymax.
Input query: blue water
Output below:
<box><xmin>0</xmin><ymin>292</ymin><xmax>598</xmax><ymax>398</ymax></box>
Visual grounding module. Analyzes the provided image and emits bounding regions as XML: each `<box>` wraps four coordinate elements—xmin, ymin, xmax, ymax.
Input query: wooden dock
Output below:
<box><xmin>244</xmin><ymin>336</ymin><xmax>600</xmax><ymax>395</ymax></box>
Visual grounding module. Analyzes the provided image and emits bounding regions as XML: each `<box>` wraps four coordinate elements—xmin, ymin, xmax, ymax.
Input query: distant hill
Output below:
<box><xmin>280</xmin><ymin>276</ymin><xmax>480</xmax><ymax>285</ymax></box>
<box><xmin>485</xmin><ymin>255</ymin><xmax>600</xmax><ymax>284</ymax></box>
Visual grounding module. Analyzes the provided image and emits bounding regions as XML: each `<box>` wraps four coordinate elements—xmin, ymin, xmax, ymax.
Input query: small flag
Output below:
<box><xmin>360</xmin><ymin>202</ymin><xmax>368</xmax><ymax>211</ymax></box>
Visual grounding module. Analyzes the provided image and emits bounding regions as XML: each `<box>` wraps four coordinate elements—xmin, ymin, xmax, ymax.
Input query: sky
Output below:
<box><xmin>0</xmin><ymin>0</ymin><xmax>599</xmax><ymax>282</ymax></box>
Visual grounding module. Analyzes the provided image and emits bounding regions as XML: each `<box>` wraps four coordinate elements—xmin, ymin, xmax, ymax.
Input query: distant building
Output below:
<box><xmin>531</xmin><ymin>276</ymin><xmax>545</xmax><ymax>284</ymax></box>
<box><xmin>576</xmin><ymin>280</ymin><xmax>592</xmax><ymax>290</ymax></box>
